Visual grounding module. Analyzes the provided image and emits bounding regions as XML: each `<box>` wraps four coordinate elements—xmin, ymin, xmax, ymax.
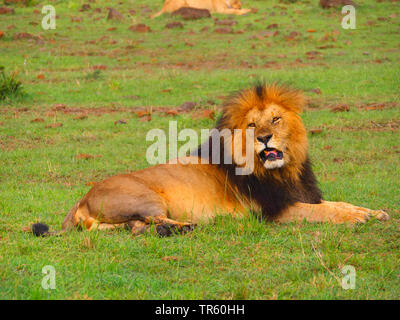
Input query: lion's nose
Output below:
<box><xmin>257</xmin><ymin>134</ymin><xmax>272</xmax><ymax>144</ymax></box>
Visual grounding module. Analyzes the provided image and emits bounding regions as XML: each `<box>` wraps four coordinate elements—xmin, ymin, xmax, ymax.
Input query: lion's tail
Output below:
<box><xmin>31</xmin><ymin>222</ymin><xmax>63</xmax><ymax>237</ymax></box>
<box><xmin>31</xmin><ymin>202</ymin><xmax>80</xmax><ymax>237</ymax></box>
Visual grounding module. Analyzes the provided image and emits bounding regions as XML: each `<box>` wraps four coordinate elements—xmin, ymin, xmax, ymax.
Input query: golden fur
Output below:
<box><xmin>57</xmin><ymin>84</ymin><xmax>389</xmax><ymax>237</ymax></box>
<box><xmin>152</xmin><ymin>0</ymin><xmax>251</xmax><ymax>18</ymax></box>
<box><xmin>217</xmin><ymin>84</ymin><xmax>308</xmax><ymax>181</ymax></box>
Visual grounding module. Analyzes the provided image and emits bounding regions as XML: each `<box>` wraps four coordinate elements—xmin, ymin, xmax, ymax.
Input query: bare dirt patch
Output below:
<box><xmin>171</xmin><ymin>7</ymin><xmax>211</xmax><ymax>20</ymax></box>
<box><xmin>329</xmin><ymin>120</ymin><xmax>400</xmax><ymax>132</ymax></box>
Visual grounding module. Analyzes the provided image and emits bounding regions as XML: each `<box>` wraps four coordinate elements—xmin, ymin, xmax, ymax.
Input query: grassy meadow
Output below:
<box><xmin>0</xmin><ymin>0</ymin><xmax>399</xmax><ymax>299</ymax></box>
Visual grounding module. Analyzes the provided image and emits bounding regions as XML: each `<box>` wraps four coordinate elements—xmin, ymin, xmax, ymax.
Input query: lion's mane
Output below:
<box><xmin>198</xmin><ymin>83</ymin><xmax>322</xmax><ymax>218</ymax></box>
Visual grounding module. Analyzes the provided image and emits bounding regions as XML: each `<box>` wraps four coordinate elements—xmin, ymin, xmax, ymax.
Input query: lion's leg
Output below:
<box><xmin>134</xmin><ymin>216</ymin><xmax>195</xmax><ymax>237</ymax></box>
<box><xmin>127</xmin><ymin>217</ymin><xmax>195</xmax><ymax>237</ymax></box>
<box><xmin>63</xmin><ymin>177</ymin><xmax>170</xmax><ymax>231</ymax></box>
<box><xmin>64</xmin><ymin>201</ymin><xmax>196</xmax><ymax>236</ymax></box>
<box><xmin>127</xmin><ymin>220</ymin><xmax>150</xmax><ymax>236</ymax></box>
<box><xmin>92</xmin><ymin>222</ymin><xmax>125</xmax><ymax>231</ymax></box>
<box><xmin>64</xmin><ymin>176</ymin><xmax>196</xmax><ymax>237</ymax></box>
<box><xmin>218</xmin><ymin>8</ymin><xmax>251</xmax><ymax>15</ymax></box>
<box><xmin>321</xmin><ymin>200</ymin><xmax>388</xmax><ymax>216</ymax></box>
<box><xmin>76</xmin><ymin>214</ymin><xmax>195</xmax><ymax>237</ymax></box>
<box><xmin>67</xmin><ymin>210</ymin><xmax>126</xmax><ymax>231</ymax></box>
<box><xmin>274</xmin><ymin>201</ymin><xmax>389</xmax><ymax>224</ymax></box>
<box><xmin>147</xmin><ymin>216</ymin><xmax>195</xmax><ymax>237</ymax></box>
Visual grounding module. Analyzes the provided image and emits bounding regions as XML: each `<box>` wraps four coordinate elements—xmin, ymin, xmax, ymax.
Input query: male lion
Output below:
<box><xmin>33</xmin><ymin>84</ymin><xmax>389</xmax><ymax>237</ymax></box>
<box><xmin>151</xmin><ymin>0</ymin><xmax>251</xmax><ymax>18</ymax></box>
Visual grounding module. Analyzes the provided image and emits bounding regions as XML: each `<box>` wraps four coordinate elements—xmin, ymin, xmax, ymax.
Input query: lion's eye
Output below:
<box><xmin>272</xmin><ymin>117</ymin><xmax>281</xmax><ymax>124</ymax></box>
<box><xmin>248</xmin><ymin>122</ymin><xmax>256</xmax><ymax>128</ymax></box>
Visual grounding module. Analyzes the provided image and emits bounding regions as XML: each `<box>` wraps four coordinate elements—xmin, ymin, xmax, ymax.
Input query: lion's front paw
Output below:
<box><xmin>322</xmin><ymin>201</ymin><xmax>390</xmax><ymax>224</ymax></box>
<box><xmin>369</xmin><ymin>209</ymin><xmax>390</xmax><ymax>221</ymax></box>
<box><xmin>334</xmin><ymin>208</ymin><xmax>390</xmax><ymax>224</ymax></box>
<box><xmin>239</xmin><ymin>9</ymin><xmax>251</xmax><ymax>15</ymax></box>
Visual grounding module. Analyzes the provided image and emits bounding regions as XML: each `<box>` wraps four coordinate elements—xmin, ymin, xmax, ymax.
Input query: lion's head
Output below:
<box><xmin>216</xmin><ymin>83</ymin><xmax>308</xmax><ymax>181</ymax></box>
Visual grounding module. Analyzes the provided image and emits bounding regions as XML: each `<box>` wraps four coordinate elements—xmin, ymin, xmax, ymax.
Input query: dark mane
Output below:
<box><xmin>195</xmin><ymin>135</ymin><xmax>322</xmax><ymax>220</ymax></box>
<box><xmin>194</xmin><ymin>83</ymin><xmax>322</xmax><ymax>219</ymax></box>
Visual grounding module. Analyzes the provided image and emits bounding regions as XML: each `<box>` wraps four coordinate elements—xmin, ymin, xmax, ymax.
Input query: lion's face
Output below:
<box><xmin>218</xmin><ymin>84</ymin><xmax>308</xmax><ymax>180</ymax></box>
<box><xmin>246</xmin><ymin>104</ymin><xmax>292</xmax><ymax>170</ymax></box>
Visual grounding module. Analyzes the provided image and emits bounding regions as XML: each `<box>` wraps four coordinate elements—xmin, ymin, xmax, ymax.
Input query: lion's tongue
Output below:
<box><xmin>265</xmin><ymin>149</ymin><xmax>278</xmax><ymax>160</ymax></box>
<box><xmin>265</xmin><ymin>150</ymin><xmax>278</xmax><ymax>156</ymax></box>
<box><xmin>265</xmin><ymin>150</ymin><xmax>277</xmax><ymax>157</ymax></box>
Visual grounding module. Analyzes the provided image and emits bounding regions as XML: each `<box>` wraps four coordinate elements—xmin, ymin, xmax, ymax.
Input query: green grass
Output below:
<box><xmin>0</xmin><ymin>66</ymin><xmax>25</xmax><ymax>102</ymax></box>
<box><xmin>0</xmin><ymin>0</ymin><xmax>399</xmax><ymax>299</ymax></box>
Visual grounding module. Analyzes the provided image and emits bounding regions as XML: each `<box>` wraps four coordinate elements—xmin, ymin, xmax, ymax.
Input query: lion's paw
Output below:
<box><xmin>239</xmin><ymin>9</ymin><xmax>251</xmax><ymax>15</ymax></box>
<box><xmin>336</xmin><ymin>208</ymin><xmax>390</xmax><ymax>224</ymax></box>
<box><xmin>369</xmin><ymin>209</ymin><xmax>390</xmax><ymax>221</ymax></box>
<box><xmin>323</xmin><ymin>201</ymin><xmax>390</xmax><ymax>224</ymax></box>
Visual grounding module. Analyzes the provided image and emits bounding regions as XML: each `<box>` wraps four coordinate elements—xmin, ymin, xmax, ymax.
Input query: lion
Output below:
<box><xmin>151</xmin><ymin>0</ymin><xmax>251</xmax><ymax>18</ymax></box>
<box><xmin>32</xmin><ymin>84</ymin><xmax>389</xmax><ymax>237</ymax></box>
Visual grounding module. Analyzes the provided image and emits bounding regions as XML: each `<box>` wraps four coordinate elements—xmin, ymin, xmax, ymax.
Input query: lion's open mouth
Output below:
<box><xmin>259</xmin><ymin>148</ymin><xmax>283</xmax><ymax>162</ymax></box>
